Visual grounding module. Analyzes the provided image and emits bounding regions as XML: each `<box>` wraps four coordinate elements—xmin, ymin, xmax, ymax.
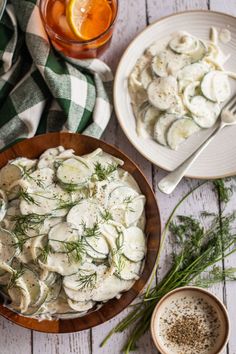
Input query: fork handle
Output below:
<box><xmin>158</xmin><ymin>122</ymin><xmax>225</xmax><ymax>194</ymax></box>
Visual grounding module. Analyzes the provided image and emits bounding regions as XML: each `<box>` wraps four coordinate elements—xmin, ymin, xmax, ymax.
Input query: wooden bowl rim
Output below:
<box><xmin>0</xmin><ymin>132</ymin><xmax>161</xmax><ymax>333</ymax></box>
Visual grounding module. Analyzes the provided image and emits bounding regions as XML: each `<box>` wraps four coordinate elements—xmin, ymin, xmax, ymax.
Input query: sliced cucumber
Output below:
<box><xmin>167</xmin><ymin>118</ymin><xmax>200</xmax><ymax>150</ymax></box>
<box><xmin>40</xmin><ymin>253</ymin><xmax>83</xmax><ymax>276</ymax></box>
<box><xmin>67</xmin><ymin>199</ymin><xmax>101</xmax><ymax>233</ymax></box>
<box><xmin>91</xmin><ymin>274</ymin><xmax>133</xmax><ymax>302</ymax></box>
<box><xmin>153</xmin><ymin>113</ymin><xmax>180</xmax><ymax>146</ymax></box>
<box><xmin>57</xmin><ymin>158</ymin><xmax>92</xmax><ymax>186</ymax></box>
<box><xmin>140</xmin><ymin>66</ymin><xmax>153</xmax><ymax>89</ymax></box>
<box><xmin>84</xmin><ymin>234</ymin><xmax>109</xmax><ymax>255</ymax></box>
<box><xmin>0</xmin><ymin>228</ymin><xmax>16</xmax><ymax>264</ymax></box>
<box><xmin>84</xmin><ymin>243</ymin><xmax>108</xmax><ymax>260</ymax></box>
<box><xmin>0</xmin><ymin>164</ymin><xmax>22</xmax><ymax>198</ymax></box>
<box><xmin>139</xmin><ymin>104</ymin><xmax>161</xmax><ymax>125</ymax></box>
<box><xmin>169</xmin><ymin>32</ymin><xmax>199</xmax><ymax>54</ymax></box>
<box><xmin>115</xmin><ymin>255</ymin><xmax>142</xmax><ymax>280</ymax></box>
<box><xmin>122</xmin><ymin>227</ymin><xmax>146</xmax><ymax>262</ymax></box>
<box><xmin>19</xmin><ymin>185</ymin><xmax>70</xmax><ymax>217</ymax></box>
<box><xmin>125</xmin><ymin>196</ymin><xmax>145</xmax><ymax>227</ymax></box>
<box><xmin>108</xmin><ymin>186</ymin><xmax>139</xmax><ymax>209</ymax></box>
<box><xmin>152</xmin><ymin>50</ymin><xmax>191</xmax><ymax>77</ymax></box>
<box><xmin>63</xmin><ymin>263</ymin><xmax>100</xmax><ymax>290</ymax></box>
<box><xmin>46</xmin><ymin>277</ymin><xmax>61</xmax><ymax>302</ymax></box>
<box><xmin>11</xmin><ymin>157</ymin><xmax>37</xmax><ymax>171</ymax></box>
<box><xmin>23</xmin><ymin>168</ymin><xmax>55</xmax><ymax>190</ymax></box>
<box><xmin>147</xmin><ymin>76</ymin><xmax>178</xmax><ymax>110</ymax></box>
<box><xmin>177</xmin><ymin>62</ymin><xmax>210</xmax><ymax>91</ymax></box>
<box><xmin>201</xmin><ymin>71</ymin><xmax>231</xmax><ymax>103</ymax></box>
<box><xmin>188</xmin><ymin>96</ymin><xmax>220</xmax><ymax>128</ymax></box>
<box><xmin>49</xmin><ymin>222</ymin><xmax>79</xmax><ymax>252</ymax></box>
<box><xmin>67</xmin><ymin>299</ymin><xmax>94</xmax><ymax>312</ymax></box>
<box><xmin>0</xmin><ymin>190</ymin><xmax>7</xmax><ymax>222</ymax></box>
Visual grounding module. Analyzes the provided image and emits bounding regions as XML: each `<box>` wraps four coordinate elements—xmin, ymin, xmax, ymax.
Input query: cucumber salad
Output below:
<box><xmin>0</xmin><ymin>146</ymin><xmax>146</xmax><ymax>320</ymax></box>
<box><xmin>129</xmin><ymin>28</ymin><xmax>236</xmax><ymax>150</ymax></box>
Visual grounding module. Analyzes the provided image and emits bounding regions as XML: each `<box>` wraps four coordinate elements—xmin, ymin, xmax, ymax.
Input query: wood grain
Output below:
<box><xmin>0</xmin><ymin>132</ymin><xmax>161</xmax><ymax>333</ymax></box>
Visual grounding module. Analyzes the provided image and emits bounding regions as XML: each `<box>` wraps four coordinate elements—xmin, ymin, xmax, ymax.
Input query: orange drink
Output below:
<box><xmin>40</xmin><ymin>0</ymin><xmax>118</xmax><ymax>58</ymax></box>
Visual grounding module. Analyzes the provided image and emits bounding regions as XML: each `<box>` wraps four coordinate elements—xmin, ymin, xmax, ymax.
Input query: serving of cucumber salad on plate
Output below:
<box><xmin>0</xmin><ymin>146</ymin><xmax>146</xmax><ymax>320</ymax></box>
<box><xmin>129</xmin><ymin>27</ymin><xmax>236</xmax><ymax>150</ymax></box>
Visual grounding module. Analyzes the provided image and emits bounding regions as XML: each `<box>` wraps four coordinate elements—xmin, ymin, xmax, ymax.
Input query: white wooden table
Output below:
<box><xmin>2</xmin><ymin>1</ymin><xmax>236</xmax><ymax>353</ymax></box>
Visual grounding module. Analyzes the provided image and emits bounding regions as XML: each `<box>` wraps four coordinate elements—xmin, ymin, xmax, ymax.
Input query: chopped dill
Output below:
<box><xmin>54</xmin><ymin>239</ymin><xmax>86</xmax><ymax>262</ymax></box>
<box><xmin>93</xmin><ymin>162</ymin><xmax>118</xmax><ymax>181</ymax></box>
<box><xmin>18</xmin><ymin>189</ymin><xmax>40</xmax><ymax>206</ymax></box>
<box><xmin>8</xmin><ymin>267</ymin><xmax>24</xmax><ymax>289</ymax></box>
<box><xmin>20</xmin><ymin>165</ymin><xmax>45</xmax><ymax>188</ymax></box>
<box><xmin>123</xmin><ymin>196</ymin><xmax>135</xmax><ymax>212</ymax></box>
<box><xmin>12</xmin><ymin>213</ymin><xmax>49</xmax><ymax>237</ymax></box>
<box><xmin>81</xmin><ymin>221</ymin><xmax>100</xmax><ymax>238</ymax></box>
<box><xmin>39</xmin><ymin>243</ymin><xmax>52</xmax><ymax>263</ymax></box>
<box><xmin>77</xmin><ymin>272</ymin><xmax>97</xmax><ymax>289</ymax></box>
<box><xmin>213</xmin><ymin>179</ymin><xmax>232</xmax><ymax>203</ymax></box>
<box><xmin>100</xmin><ymin>209</ymin><xmax>113</xmax><ymax>222</ymax></box>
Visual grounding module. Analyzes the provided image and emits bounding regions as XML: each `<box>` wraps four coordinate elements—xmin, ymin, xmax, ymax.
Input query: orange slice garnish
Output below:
<box><xmin>66</xmin><ymin>0</ymin><xmax>112</xmax><ymax>41</ymax></box>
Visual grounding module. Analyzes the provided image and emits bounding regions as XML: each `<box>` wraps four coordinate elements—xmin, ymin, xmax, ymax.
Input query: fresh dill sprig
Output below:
<box><xmin>56</xmin><ymin>239</ymin><xmax>86</xmax><ymax>262</ymax></box>
<box><xmin>77</xmin><ymin>272</ymin><xmax>97</xmax><ymax>289</ymax></box>
<box><xmin>13</xmin><ymin>234</ymin><xmax>46</xmax><ymax>252</ymax></box>
<box><xmin>12</xmin><ymin>213</ymin><xmax>49</xmax><ymax>237</ymax></box>
<box><xmin>112</xmin><ymin>246</ymin><xmax>125</xmax><ymax>275</ymax></box>
<box><xmin>39</xmin><ymin>243</ymin><xmax>52</xmax><ymax>263</ymax></box>
<box><xmin>55</xmin><ymin>200</ymin><xmax>78</xmax><ymax>210</ymax></box>
<box><xmin>213</xmin><ymin>179</ymin><xmax>232</xmax><ymax>203</ymax></box>
<box><xmin>123</xmin><ymin>196</ymin><xmax>135</xmax><ymax>212</ymax></box>
<box><xmin>81</xmin><ymin>221</ymin><xmax>100</xmax><ymax>238</ymax></box>
<box><xmin>60</xmin><ymin>183</ymin><xmax>79</xmax><ymax>193</ymax></box>
<box><xmin>20</xmin><ymin>165</ymin><xmax>45</xmax><ymax>188</ymax></box>
<box><xmin>7</xmin><ymin>267</ymin><xmax>24</xmax><ymax>289</ymax></box>
<box><xmin>193</xmin><ymin>266</ymin><xmax>236</xmax><ymax>288</ymax></box>
<box><xmin>93</xmin><ymin>162</ymin><xmax>118</xmax><ymax>181</ymax></box>
<box><xmin>18</xmin><ymin>189</ymin><xmax>40</xmax><ymax>206</ymax></box>
<box><xmin>100</xmin><ymin>209</ymin><xmax>113</xmax><ymax>222</ymax></box>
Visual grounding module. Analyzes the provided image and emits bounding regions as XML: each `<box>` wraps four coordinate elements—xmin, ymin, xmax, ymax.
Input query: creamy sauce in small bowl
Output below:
<box><xmin>151</xmin><ymin>287</ymin><xmax>230</xmax><ymax>354</ymax></box>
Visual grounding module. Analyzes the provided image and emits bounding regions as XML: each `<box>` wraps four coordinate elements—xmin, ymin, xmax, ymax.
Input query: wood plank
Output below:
<box><xmin>32</xmin><ymin>331</ymin><xmax>91</xmax><ymax>354</ymax></box>
<box><xmin>209</xmin><ymin>3</ymin><xmax>236</xmax><ymax>354</ymax></box>
<box><xmin>0</xmin><ymin>317</ymin><xmax>31</xmax><ymax>354</ymax></box>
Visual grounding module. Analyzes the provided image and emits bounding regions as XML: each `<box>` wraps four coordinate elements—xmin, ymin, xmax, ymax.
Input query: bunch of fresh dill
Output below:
<box><xmin>101</xmin><ymin>181</ymin><xmax>236</xmax><ymax>353</ymax></box>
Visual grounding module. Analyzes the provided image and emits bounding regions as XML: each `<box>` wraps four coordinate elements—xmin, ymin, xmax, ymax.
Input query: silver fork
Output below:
<box><xmin>158</xmin><ymin>95</ymin><xmax>236</xmax><ymax>194</ymax></box>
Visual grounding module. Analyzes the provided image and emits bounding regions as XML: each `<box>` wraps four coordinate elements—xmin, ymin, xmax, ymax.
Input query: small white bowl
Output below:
<box><xmin>150</xmin><ymin>286</ymin><xmax>230</xmax><ymax>354</ymax></box>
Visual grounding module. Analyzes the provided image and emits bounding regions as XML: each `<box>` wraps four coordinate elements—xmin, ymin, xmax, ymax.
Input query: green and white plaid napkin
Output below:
<box><xmin>0</xmin><ymin>0</ymin><xmax>113</xmax><ymax>150</ymax></box>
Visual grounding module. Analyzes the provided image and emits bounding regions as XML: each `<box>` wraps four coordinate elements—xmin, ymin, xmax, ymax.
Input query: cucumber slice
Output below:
<box><xmin>67</xmin><ymin>299</ymin><xmax>94</xmax><ymax>312</ymax></box>
<box><xmin>56</xmin><ymin>158</ymin><xmax>92</xmax><ymax>186</ymax></box>
<box><xmin>84</xmin><ymin>243</ymin><xmax>108</xmax><ymax>260</ymax></box>
<box><xmin>153</xmin><ymin>113</ymin><xmax>180</xmax><ymax>146</ymax></box>
<box><xmin>84</xmin><ymin>235</ymin><xmax>109</xmax><ymax>255</ymax></box>
<box><xmin>169</xmin><ymin>32</ymin><xmax>199</xmax><ymax>54</ymax></box>
<box><xmin>0</xmin><ymin>164</ymin><xmax>22</xmax><ymax>198</ymax></box>
<box><xmin>49</xmin><ymin>222</ymin><xmax>79</xmax><ymax>252</ymax></box>
<box><xmin>140</xmin><ymin>66</ymin><xmax>153</xmax><ymax>89</ymax></box>
<box><xmin>147</xmin><ymin>76</ymin><xmax>178</xmax><ymax>110</ymax></box>
<box><xmin>40</xmin><ymin>253</ymin><xmax>83</xmax><ymax>276</ymax></box>
<box><xmin>0</xmin><ymin>190</ymin><xmax>7</xmax><ymax>222</ymax></box>
<box><xmin>177</xmin><ymin>62</ymin><xmax>210</xmax><ymax>91</ymax></box>
<box><xmin>189</xmin><ymin>96</ymin><xmax>220</xmax><ymax>128</ymax></box>
<box><xmin>167</xmin><ymin>118</ymin><xmax>200</xmax><ymax>150</ymax></box>
<box><xmin>63</xmin><ymin>263</ymin><xmax>100</xmax><ymax>290</ymax></box>
<box><xmin>142</xmin><ymin>105</ymin><xmax>161</xmax><ymax>125</ymax></box>
<box><xmin>108</xmin><ymin>186</ymin><xmax>139</xmax><ymax>208</ymax></box>
<box><xmin>67</xmin><ymin>200</ymin><xmax>101</xmax><ymax>233</ymax></box>
<box><xmin>19</xmin><ymin>185</ymin><xmax>70</xmax><ymax>217</ymax></box>
<box><xmin>23</xmin><ymin>168</ymin><xmax>55</xmax><ymax>190</ymax></box>
<box><xmin>122</xmin><ymin>227</ymin><xmax>146</xmax><ymax>262</ymax></box>
<box><xmin>46</xmin><ymin>277</ymin><xmax>61</xmax><ymax>302</ymax></box>
<box><xmin>0</xmin><ymin>228</ymin><xmax>16</xmax><ymax>264</ymax></box>
<box><xmin>91</xmin><ymin>274</ymin><xmax>133</xmax><ymax>302</ymax></box>
<box><xmin>125</xmin><ymin>196</ymin><xmax>145</xmax><ymax>227</ymax></box>
<box><xmin>201</xmin><ymin>71</ymin><xmax>231</xmax><ymax>103</ymax></box>
<box><xmin>11</xmin><ymin>157</ymin><xmax>37</xmax><ymax>171</ymax></box>
<box><xmin>152</xmin><ymin>50</ymin><xmax>191</xmax><ymax>77</ymax></box>
<box><xmin>115</xmin><ymin>255</ymin><xmax>142</xmax><ymax>280</ymax></box>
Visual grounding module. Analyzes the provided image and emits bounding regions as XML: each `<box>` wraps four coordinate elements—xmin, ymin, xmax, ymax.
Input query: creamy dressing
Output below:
<box><xmin>129</xmin><ymin>27</ymin><xmax>236</xmax><ymax>150</ymax></box>
<box><xmin>0</xmin><ymin>147</ymin><xmax>146</xmax><ymax>320</ymax></box>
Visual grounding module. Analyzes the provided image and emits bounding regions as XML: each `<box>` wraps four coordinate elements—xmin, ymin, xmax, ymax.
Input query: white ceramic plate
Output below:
<box><xmin>114</xmin><ymin>11</ymin><xmax>236</xmax><ymax>179</ymax></box>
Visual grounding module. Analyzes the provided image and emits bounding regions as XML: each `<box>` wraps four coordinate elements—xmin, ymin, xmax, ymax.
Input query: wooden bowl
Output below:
<box><xmin>0</xmin><ymin>132</ymin><xmax>161</xmax><ymax>333</ymax></box>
